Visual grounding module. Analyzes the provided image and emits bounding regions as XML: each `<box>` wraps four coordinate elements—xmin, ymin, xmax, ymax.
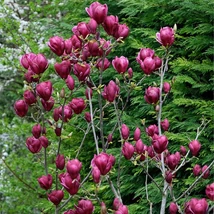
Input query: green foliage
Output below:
<box><xmin>1</xmin><ymin>0</ymin><xmax>213</xmax><ymax>213</ymax></box>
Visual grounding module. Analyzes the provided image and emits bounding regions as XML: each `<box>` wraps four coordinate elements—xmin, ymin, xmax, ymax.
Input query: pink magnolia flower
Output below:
<box><xmin>184</xmin><ymin>198</ymin><xmax>208</xmax><ymax>214</ymax></box>
<box><xmin>146</xmin><ymin>124</ymin><xmax>159</xmax><ymax>137</ymax></box>
<box><xmin>122</xmin><ymin>142</ymin><xmax>135</xmax><ymax>160</ymax></box>
<box><xmin>92</xmin><ymin>166</ymin><xmax>101</xmax><ymax>183</ymax></box>
<box><xmin>69</xmin><ymin>98</ymin><xmax>86</xmax><ymax>114</ymax></box>
<box><xmin>152</xmin><ymin>135</ymin><xmax>168</xmax><ymax>154</ymax></box>
<box><xmin>87</xmin><ymin>18</ymin><xmax>98</xmax><ymax>34</ymax></box>
<box><xmin>166</xmin><ymin>154</ymin><xmax>180</xmax><ymax>170</ymax></box>
<box><xmin>161</xmin><ymin>118</ymin><xmax>170</xmax><ymax>131</ymax></box>
<box><xmin>121</xmin><ymin>124</ymin><xmax>130</xmax><ymax>140</ymax></box>
<box><xmin>73</xmin><ymin>63</ymin><xmax>90</xmax><ymax>81</ymax></box>
<box><xmin>36</xmin><ymin>81</ymin><xmax>52</xmax><ymax>101</ymax></box>
<box><xmin>169</xmin><ymin>202</ymin><xmax>178</xmax><ymax>214</ymax></box>
<box><xmin>115</xmin><ymin>205</ymin><xmax>129</xmax><ymax>214</ymax></box>
<box><xmin>206</xmin><ymin>183</ymin><xmax>214</xmax><ymax>201</ymax></box>
<box><xmin>24</xmin><ymin>68</ymin><xmax>39</xmax><ymax>83</ymax></box>
<box><xmin>27</xmin><ymin>54</ymin><xmax>48</xmax><ymax>74</ymax></box>
<box><xmin>134</xmin><ymin>127</ymin><xmax>141</xmax><ymax>141</ymax></box>
<box><xmin>32</xmin><ymin>124</ymin><xmax>42</xmax><ymax>139</ymax></box>
<box><xmin>23</xmin><ymin>90</ymin><xmax>37</xmax><ymax>105</ymax></box>
<box><xmin>189</xmin><ymin>140</ymin><xmax>201</xmax><ymax>156</ymax></box>
<box><xmin>75</xmin><ymin>199</ymin><xmax>94</xmax><ymax>214</ymax></box>
<box><xmin>193</xmin><ymin>164</ymin><xmax>201</xmax><ymax>177</ymax></box>
<box><xmin>48</xmin><ymin>36</ymin><xmax>65</xmax><ymax>56</ymax></box>
<box><xmin>14</xmin><ymin>100</ymin><xmax>28</xmax><ymax>117</ymax></box>
<box><xmin>66</xmin><ymin>75</ymin><xmax>75</xmax><ymax>91</ymax></box>
<box><xmin>48</xmin><ymin>190</ymin><xmax>64</xmax><ymax>206</ymax></box>
<box><xmin>26</xmin><ymin>136</ymin><xmax>42</xmax><ymax>153</ymax></box>
<box><xmin>156</xmin><ymin>27</ymin><xmax>175</xmax><ymax>47</ymax></box>
<box><xmin>20</xmin><ymin>53</ymin><xmax>36</xmax><ymax>69</ymax></box>
<box><xmin>58</xmin><ymin>105</ymin><xmax>73</xmax><ymax>122</ymax></box>
<box><xmin>86</xmin><ymin>2</ymin><xmax>108</xmax><ymax>24</ymax></box>
<box><xmin>66</xmin><ymin>159</ymin><xmax>82</xmax><ymax>179</ymax></box>
<box><xmin>54</xmin><ymin>61</ymin><xmax>71</xmax><ymax>79</ymax></box>
<box><xmin>85</xmin><ymin>112</ymin><xmax>91</xmax><ymax>123</ymax></box>
<box><xmin>91</xmin><ymin>152</ymin><xmax>115</xmax><ymax>175</ymax></box>
<box><xmin>112</xmin><ymin>56</ymin><xmax>129</xmax><ymax>74</ymax></box>
<box><xmin>73</xmin><ymin>22</ymin><xmax>90</xmax><ymax>39</ymax></box>
<box><xmin>140</xmin><ymin>57</ymin><xmax>156</xmax><ymax>75</ymax></box>
<box><xmin>56</xmin><ymin>154</ymin><xmax>65</xmax><ymax>170</ymax></box>
<box><xmin>41</xmin><ymin>97</ymin><xmax>55</xmax><ymax>111</ymax></box>
<box><xmin>113</xmin><ymin>24</ymin><xmax>129</xmax><ymax>40</ymax></box>
<box><xmin>144</xmin><ymin>86</ymin><xmax>160</xmax><ymax>104</ymax></box>
<box><xmin>165</xmin><ymin>171</ymin><xmax>173</xmax><ymax>184</ymax></box>
<box><xmin>136</xmin><ymin>48</ymin><xmax>155</xmax><ymax>62</ymax></box>
<box><xmin>102</xmin><ymin>15</ymin><xmax>119</xmax><ymax>36</ymax></box>
<box><xmin>102</xmin><ymin>80</ymin><xmax>120</xmax><ymax>102</ymax></box>
<box><xmin>135</xmin><ymin>139</ymin><xmax>146</xmax><ymax>155</ymax></box>
<box><xmin>59</xmin><ymin>172</ymin><xmax>80</xmax><ymax>195</ymax></box>
<box><xmin>180</xmin><ymin>146</ymin><xmax>187</xmax><ymax>156</ymax></box>
<box><xmin>39</xmin><ymin>136</ymin><xmax>48</xmax><ymax>148</ymax></box>
<box><xmin>163</xmin><ymin>82</ymin><xmax>171</xmax><ymax>93</ymax></box>
<box><xmin>38</xmin><ymin>174</ymin><xmax>53</xmax><ymax>190</ymax></box>
<box><xmin>202</xmin><ymin>165</ymin><xmax>210</xmax><ymax>179</ymax></box>
<box><xmin>96</xmin><ymin>58</ymin><xmax>111</xmax><ymax>71</ymax></box>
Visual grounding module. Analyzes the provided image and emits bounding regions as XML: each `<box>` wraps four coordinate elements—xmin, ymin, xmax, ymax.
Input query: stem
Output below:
<box><xmin>106</xmin><ymin>175</ymin><xmax>122</xmax><ymax>203</ymax></box>
<box><xmin>98</xmin><ymin>66</ymin><xmax>105</xmax><ymax>151</ymax></box>
<box><xmin>2</xmin><ymin>159</ymin><xmax>37</xmax><ymax>192</ymax></box>
<box><xmin>88</xmin><ymin>87</ymin><xmax>99</xmax><ymax>154</ymax></box>
<box><xmin>44</xmin><ymin>148</ymin><xmax>48</xmax><ymax>175</ymax></box>
<box><xmin>175</xmin><ymin>160</ymin><xmax>214</xmax><ymax>202</ymax></box>
<box><xmin>114</xmin><ymin>101</ymin><xmax>123</xmax><ymax>198</ymax></box>
<box><xmin>158</xmin><ymin>54</ymin><xmax>169</xmax><ymax>214</ymax></box>
<box><xmin>75</xmin><ymin>123</ymin><xmax>91</xmax><ymax>158</ymax></box>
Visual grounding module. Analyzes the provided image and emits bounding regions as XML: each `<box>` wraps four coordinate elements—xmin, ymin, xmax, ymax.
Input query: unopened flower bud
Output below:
<box><xmin>144</xmin><ymin>86</ymin><xmax>160</xmax><ymax>104</ymax></box>
<box><xmin>55</xmin><ymin>127</ymin><xmax>62</xmax><ymax>136</ymax></box>
<box><xmin>189</xmin><ymin>140</ymin><xmax>201</xmax><ymax>156</ymax></box>
<box><xmin>206</xmin><ymin>183</ymin><xmax>214</xmax><ymax>201</ymax></box>
<box><xmin>134</xmin><ymin>127</ymin><xmax>141</xmax><ymax>141</ymax></box>
<box><xmin>66</xmin><ymin>75</ymin><xmax>75</xmax><ymax>91</ymax></box>
<box><xmin>66</xmin><ymin>159</ymin><xmax>82</xmax><ymax>179</ymax></box>
<box><xmin>102</xmin><ymin>80</ymin><xmax>120</xmax><ymax>102</ymax></box>
<box><xmin>92</xmin><ymin>166</ymin><xmax>101</xmax><ymax>183</ymax></box>
<box><xmin>163</xmin><ymin>82</ymin><xmax>171</xmax><ymax>93</ymax></box>
<box><xmin>122</xmin><ymin>142</ymin><xmax>134</xmax><ymax>160</ymax></box>
<box><xmin>56</xmin><ymin>154</ymin><xmax>65</xmax><ymax>170</ymax></box>
<box><xmin>161</xmin><ymin>118</ymin><xmax>169</xmax><ymax>131</ymax></box>
<box><xmin>169</xmin><ymin>202</ymin><xmax>178</xmax><ymax>214</ymax></box>
<box><xmin>38</xmin><ymin>174</ymin><xmax>53</xmax><ymax>190</ymax></box>
<box><xmin>202</xmin><ymin>165</ymin><xmax>210</xmax><ymax>179</ymax></box>
<box><xmin>112</xmin><ymin>56</ymin><xmax>129</xmax><ymax>74</ymax></box>
<box><xmin>32</xmin><ymin>124</ymin><xmax>42</xmax><ymax>139</ymax></box>
<box><xmin>193</xmin><ymin>164</ymin><xmax>201</xmax><ymax>176</ymax></box>
<box><xmin>48</xmin><ymin>190</ymin><xmax>64</xmax><ymax>206</ymax></box>
<box><xmin>48</xmin><ymin>36</ymin><xmax>65</xmax><ymax>56</ymax></box>
<box><xmin>121</xmin><ymin>124</ymin><xmax>130</xmax><ymax>140</ymax></box>
<box><xmin>180</xmin><ymin>146</ymin><xmax>187</xmax><ymax>156</ymax></box>
<box><xmin>85</xmin><ymin>112</ymin><xmax>91</xmax><ymax>123</ymax></box>
<box><xmin>14</xmin><ymin>100</ymin><xmax>28</xmax><ymax>117</ymax></box>
<box><xmin>39</xmin><ymin>136</ymin><xmax>49</xmax><ymax>148</ymax></box>
<box><xmin>23</xmin><ymin>90</ymin><xmax>37</xmax><ymax>105</ymax></box>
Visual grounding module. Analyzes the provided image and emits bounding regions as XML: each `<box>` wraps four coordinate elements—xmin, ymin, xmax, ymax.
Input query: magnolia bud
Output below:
<box><xmin>193</xmin><ymin>164</ymin><xmax>201</xmax><ymax>176</ymax></box>
<box><xmin>32</xmin><ymin>124</ymin><xmax>42</xmax><ymax>139</ymax></box>
<box><xmin>161</xmin><ymin>118</ymin><xmax>169</xmax><ymax>131</ymax></box>
<box><xmin>66</xmin><ymin>159</ymin><xmax>82</xmax><ymax>179</ymax></box>
<box><xmin>112</xmin><ymin>56</ymin><xmax>129</xmax><ymax>74</ymax></box>
<box><xmin>206</xmin><ymin>183</ymin><xmax>214</xmax><ymax>201</ymax></box>
<box><xmin>165</xmin><ymin>171</ymin><xmax>173</xmax><ymax>183</ymax></box>
<box><xmin>169</xmin><ymin>202</ymin><xmax>178</xmax><ymax>214</ymax></box>
<box><xmin>180</xmin><ymin>146</ymin><xmax>187</xmax><ymax>156</ymax></box>
<box><xmin>202</xmin><ymin>165</ymin><xmax>210</xmax><ymax>179</ymax></box>
<box><xmin>37</xmin><ymin>174</ymin><xmax>53</xmax><ymax>190</ymax></box>
<box><xmin>66</xmin><ymin>75</ymin><xmax>75</xmax><ymax>91</ymax></box>
<box><xmin>14</xmin><ymin>100</ymin><xmax>28</xmax><ymax>117</ymax></box>
<box><xmin>39</xmin><ymin>136</ymin><xmax>48</xmax><ymax>148</ymax></box>
<box><xmin>107</xmin><ymin>133</ymin><xmax>113</xmax><ymax>143</ymax></box>
<box><xmin>48</xmin><ymin>190</ymin><xmax>64</xmax><ymax>206</ymax></box>
<box><xmin>189</xmin><ymin>140</ymin><xmax>201</xmax><ymax>156</ymax></box>
<box><xmin>134</xmin><ymin>127</ymin><xmax>141</xmax><ymax>141</ymax></box>
<box><xmin>56</xmin><ymin>154</ymin><xmax>65</xmax><ymax>170</ymax></box>
<box><xmin>84</xmin><ymin>112</ymin><xmax>91</xmax><ymax>123</ymax></box>
<box><xmin>92</xmin><ymin>166</ymin><xmax>101</xmax><ymax>183</ymax></box>
<box><xmin>55</xmin><ymin>127</ymin><xmax>62</xmax><ymax>136</ymax></box>
<box><xmin>122</xmin><ymin>142</ymin><xmax>135</xmax><ymax>160</ymax></box>
<box><xmin>48</xmin><ymin>36</ymin><xmax>65</xmax><ymax>56</ymax></box>
<box><xmin>121</xmin><ymin>124</ymin><xmax>130</xmax><ymax>140</ymax></box>
<box><xmin>144</xmin><ymin>86</ymin><xmax>160</xmax><ymax>104</ymax></box>
<box><xmin>23</xmin><ymin>90</ymin><xmax>37</xmax><ymax>105</ymax></box>
<box><xmin>163</xmin><ymin>82</ymin><xmax>171</xmax><ymax>93</ymax></box>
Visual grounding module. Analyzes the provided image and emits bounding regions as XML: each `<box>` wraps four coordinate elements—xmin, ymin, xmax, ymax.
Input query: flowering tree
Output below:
<box><xmin>8</xmin><ymin>1</ymin><xmax>214</xmax><ymax>213</ymax></box>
